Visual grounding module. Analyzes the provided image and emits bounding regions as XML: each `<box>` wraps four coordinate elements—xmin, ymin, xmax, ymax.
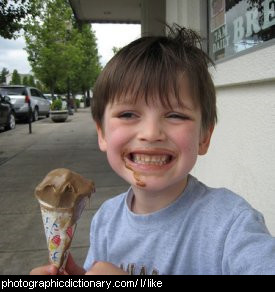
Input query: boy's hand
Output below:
<box><xmin>30</xmin><ymin>253</ymin><xmax>85</xmax><ymax>275</ymax></box>
<box><xmin>85</xmin><ymin>261</ymin><xmax>128</xmax><ymax>275</ymax></box>
<box><xmin>30</xmin><ymin>264</ymin><xmax>58</xmax><ymax>275</ymax></box>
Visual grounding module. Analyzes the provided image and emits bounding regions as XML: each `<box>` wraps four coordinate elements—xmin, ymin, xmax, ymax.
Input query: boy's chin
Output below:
<box><xmin>129</xmin><ymin>178</ymin><xmax>166</xmax><ymax>191</ymax></box>
<box><xmin>122</xmin><ymin>171</ymin><xmax>163</xmax><ymax>188</ymax></box>
<box><xmin>128</xmin><ymin>176</ymin><xmax>189</xmax><ymax>194</ymax></box>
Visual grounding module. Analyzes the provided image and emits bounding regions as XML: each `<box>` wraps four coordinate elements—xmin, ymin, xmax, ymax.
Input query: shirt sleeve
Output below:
<box><xmin>83</xmin><ymin>215</ymin><xmax>96</xmax><ymax>271</ymax></box>
<box><xmin>222</xmin><ymin>208</ymin><xmax>275</xmax><ymax>275</ymax></box>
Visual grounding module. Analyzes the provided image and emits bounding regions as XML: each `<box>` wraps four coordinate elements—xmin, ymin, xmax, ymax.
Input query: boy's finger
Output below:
<box><xmin>86</xmin><ymin>261</ymin><xmax>128</xmax><ymax>275</ymax></box>
<box><xmin>30</xmin><ymin>264</ymin><xmax>58</xmax><ymax>275</ymax></box>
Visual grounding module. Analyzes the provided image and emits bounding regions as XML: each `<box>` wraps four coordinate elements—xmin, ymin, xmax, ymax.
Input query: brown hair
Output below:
<box><xmin>91</xmin><ymin>24</ymin><xmax>217</xmax><ymax>131</ymax></box>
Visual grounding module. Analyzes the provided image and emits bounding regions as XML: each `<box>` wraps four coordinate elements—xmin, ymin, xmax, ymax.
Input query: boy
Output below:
<box><xmin>31</xmin><ymin>25</ymin><xmax>275</xmax><ymax>275</ymax></box>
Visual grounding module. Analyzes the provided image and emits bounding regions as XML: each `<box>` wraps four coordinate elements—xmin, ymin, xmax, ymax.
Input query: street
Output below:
<box><xmin>0</xmin><ymin>108</ymin><xmax>128</xmax><ymax>275</ymax></box>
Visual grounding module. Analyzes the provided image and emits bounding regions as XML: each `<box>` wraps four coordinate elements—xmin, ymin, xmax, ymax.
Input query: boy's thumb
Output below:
<box><xmin>47</xmin><ymin>265</ymin><xmax>58</xmax><ymax>275</ymax></box>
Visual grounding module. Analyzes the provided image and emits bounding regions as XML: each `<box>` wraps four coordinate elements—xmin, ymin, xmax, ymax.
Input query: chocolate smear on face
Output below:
<box><xmin>122</xmin><ymin>153</ymin><xmax>146</xmax><ymax>188</ymax></box>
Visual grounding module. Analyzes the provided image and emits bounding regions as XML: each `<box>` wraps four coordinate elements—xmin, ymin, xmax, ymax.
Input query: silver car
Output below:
<box><xmin>0</xmin><ymin>85</ymin><xmax>51</xmax><ymax>122</ymax></box>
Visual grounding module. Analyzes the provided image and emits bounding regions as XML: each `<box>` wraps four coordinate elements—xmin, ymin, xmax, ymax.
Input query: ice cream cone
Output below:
<box><xmin>35</xmin><ymin>168</ymin><xmax>95</xmax><ymax>272</ymax></box>
<box><xmin>39</xmin><ymin>202</ymin><xmax>79</xmax><ymax>271</ymax></box>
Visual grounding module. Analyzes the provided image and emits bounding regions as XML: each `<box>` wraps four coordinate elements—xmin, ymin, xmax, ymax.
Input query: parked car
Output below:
<box><xmin>44</xmin><ymin>93</ymin><xmax>60</xmax><ymax>105</ymax></box>
<box><xmin>0</xmin><ymin>85</ymin><xmax>51</xmax><ymax>122</ymax></box>
<box><xmin>0</xmin><ymin>93</ymin><xmax>16</xmax><ymax>131</ymax></box>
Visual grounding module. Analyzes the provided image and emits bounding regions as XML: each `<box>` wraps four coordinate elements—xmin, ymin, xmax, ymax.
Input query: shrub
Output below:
<box><xmin>75</xmin><ymin>99</ymin><xmax>80</xmax><ymax>108</ymax></box>
<box><xmin>50</xmin><ymin>99</ymin><xmax>62</xmax><ymax>110</ymax></box>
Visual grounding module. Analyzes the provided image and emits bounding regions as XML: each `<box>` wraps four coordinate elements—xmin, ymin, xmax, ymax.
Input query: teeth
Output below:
<box><xmin>131</xmin><ymin>154</ymin><xmax>171</xmax><ymax>165</ymax></box>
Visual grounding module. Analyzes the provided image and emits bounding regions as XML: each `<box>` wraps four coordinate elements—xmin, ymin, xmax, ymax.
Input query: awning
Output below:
<box><xmin>225</xmin><ymin>0</ymin><xmax>242</xmax><ymax>12</ymax></box>
<box><xmin>69</xmin><ymin>0</ymin><xmax>141</xmax><ymax>23</ymax></box>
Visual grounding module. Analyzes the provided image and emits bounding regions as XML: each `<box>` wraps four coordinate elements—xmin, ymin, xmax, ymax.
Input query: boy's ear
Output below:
<box><xmin>198</xmin><ymin>126</ymin><xmax>214</xmax><ymax>155</ymax></box>
<box><xmin>96</xmin><ymin>123</ymin><xmax>107</xmax><ymax>152</ymax></box>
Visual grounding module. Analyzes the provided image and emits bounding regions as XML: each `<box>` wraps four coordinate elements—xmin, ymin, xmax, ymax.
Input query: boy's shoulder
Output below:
<box><xmin>198</xmin><ymin>180</ymin><xmax>246</xmax><ymax>205</ymax></box>
<box><xmin>190</xmin><ymin>176</ymin><xmax>259</xmax><ymax>220</ymax></box>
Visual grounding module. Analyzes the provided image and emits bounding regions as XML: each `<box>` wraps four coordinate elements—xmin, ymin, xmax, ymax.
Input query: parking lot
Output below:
<box><xmin>0</xmin><ymin>108</ymin><xmax>128</xmax><ymax>275</ymax></box>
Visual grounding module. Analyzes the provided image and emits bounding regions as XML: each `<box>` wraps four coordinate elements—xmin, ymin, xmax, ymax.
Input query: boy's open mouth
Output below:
<box><xmin>125</xmin><ymin>151</ymin><xmax>175</xmax><ymax>167</ymax></box>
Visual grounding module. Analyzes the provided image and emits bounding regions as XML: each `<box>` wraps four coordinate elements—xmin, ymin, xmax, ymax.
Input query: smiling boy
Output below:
<box><xmin>92</xmin><ymin>26</ymin><xmax>215</xmax><ymax>216</ymax></box>
<box><xmin>95</xmin><ymin>85</ymin><xmax>213</xmax><ymax>214</ymax></box>
<box><xmin>31</xmin><ymin>25</ymin><xmax>275</xmax><ymax>275</ymax></box>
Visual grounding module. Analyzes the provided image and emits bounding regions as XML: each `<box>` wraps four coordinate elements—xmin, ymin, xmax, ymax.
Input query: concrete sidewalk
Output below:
<box><xmin>0</xmin><ymin>108</ymin><xmax>128</xmax><ymax>275</ymax></box>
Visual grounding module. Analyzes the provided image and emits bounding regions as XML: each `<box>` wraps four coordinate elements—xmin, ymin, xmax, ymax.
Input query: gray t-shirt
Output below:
<box><xmin>84</xmin><ymin>175</ymin><xmax>275</xmax><ymax>275</ymax></box>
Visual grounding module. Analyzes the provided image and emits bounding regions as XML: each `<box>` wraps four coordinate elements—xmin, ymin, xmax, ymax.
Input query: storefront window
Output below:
<box><xmin>208</xmin><ymin>0</ymin><xmax>275</xmax><ymax>61</ymax></box>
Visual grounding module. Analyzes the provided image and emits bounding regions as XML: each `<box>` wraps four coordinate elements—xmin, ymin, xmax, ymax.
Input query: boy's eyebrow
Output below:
<box><xmin>165</xmin><ymin>98</ymin><xmax>196</xmax><ymax>112</ymax></box>
<box><xmin>172</xmin><ymin>101</ymin><xmax>195</xmax><ymax>111</ymax></box>
<box><xmin>110</xmin><ymin>101</ymin><xmax>136</xmax><ymax>108</ymax></box>
<box><xmin>112</xmin><ymin>101</ymin><xmax>134</xmax><ymax>106</ymax></box>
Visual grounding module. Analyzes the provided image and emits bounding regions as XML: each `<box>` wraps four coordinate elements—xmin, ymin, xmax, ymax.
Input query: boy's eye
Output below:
<box><xmin>118</xmin><ymin>112</ymin><xmax>137</xmax><ymax>119</ymax></box>
<box><xmin>166</xmin><ymin>113</ymin><xmax>189</xmax><ymax>120</ymax></box>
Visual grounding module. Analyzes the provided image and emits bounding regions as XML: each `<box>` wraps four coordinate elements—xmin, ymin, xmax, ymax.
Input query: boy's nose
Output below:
<box><xmin>137</xmin><ymin>118</ymin><xmax>166</xmax><ymax>142</ymax></box>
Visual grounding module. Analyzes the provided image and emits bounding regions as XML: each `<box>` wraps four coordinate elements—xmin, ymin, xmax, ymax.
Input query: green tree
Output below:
<box><xmin>10</xmin><ymin>69</ymin><xmax>21</xmax><ymax>85</ymax></box>
<box><xmin>79</xmin><ymin>25</ymin><xmax>101</xmax><ymax>98</ymax></box>
<box><xmin>25</xmin><ymin>0</ymin><xmax>73</xmax><ymax>96</ymax></box>
<box><xmin>112</xmin><ymin>46</ymin><xmax>122</xmax><ymax>55</ymax></box>
<box><xmin>0</xmin><ymin>0</ymin><xmax>39</xmax><ymax>39</ymax></box>
<box><xmin>0</xmin><ymin>68</ymin><xmax>9</xmax><ymax>84</ymax></box>
<box><xmin>35</xmin><ymin>80</ymin><xmax>44</xmax><ymax>91</ymax></box>
<box><xmin>61</xmin><ymin>24</ymin><xmax>101</xmax><ymax>108</ymax></box>
<box><xmin>28</xmin><ymin>75</ymin><xmax>35</xmax><ymax>87</ymax></box>
<box><xmin>22</xmin><ymin>75</ymin><xmax>29</xmax><ymax>85</ymax></box>
<box><xmin>25</xmin><ymin>0</ymin><xmax>101</xmax><ymax>104</ymax></box>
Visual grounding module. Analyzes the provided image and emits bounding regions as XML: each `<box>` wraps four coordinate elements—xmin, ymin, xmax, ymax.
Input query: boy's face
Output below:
<box><xmin>96</xmin><ymin>78</ymin><xmax>213</xmax><ymax>195</ymax></box>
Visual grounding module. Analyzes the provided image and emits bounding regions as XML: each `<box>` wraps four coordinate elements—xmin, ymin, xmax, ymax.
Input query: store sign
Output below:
<box><xmin>209</xmin><ymin>0</ymin><xmax>275</xmax><ymax>61</ymax></box>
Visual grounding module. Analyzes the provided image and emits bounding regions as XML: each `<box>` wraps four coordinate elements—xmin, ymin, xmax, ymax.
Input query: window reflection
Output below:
<box><xmin>208</xmin><ymin>0</ymin><xmax>275</xmax><ymax>61</ymax></box>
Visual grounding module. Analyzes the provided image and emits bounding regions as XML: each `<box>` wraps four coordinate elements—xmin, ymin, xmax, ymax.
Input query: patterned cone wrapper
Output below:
<box><xmin>39</xmin><ymin>197</ymin><xmax>87</xmax><ymax>272</ymax></box>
